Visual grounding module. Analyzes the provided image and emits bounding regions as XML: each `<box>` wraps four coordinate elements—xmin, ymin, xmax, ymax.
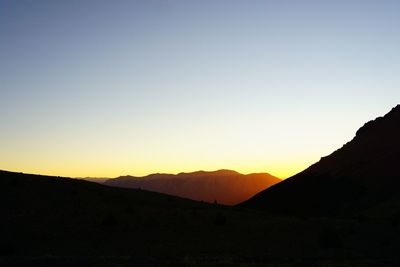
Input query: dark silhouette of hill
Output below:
<box><xmin>104</xmin><ymin>169</ymin><xmax>280</xmax><ymax>205</ymax></box>
<box><xmin>241</xmin><ymin>105</ymin><xmax>400</xmax><ymax>217</ymax></box>
<box><xmin>3</xmin><ymin>168</ymin><xmax>400</xmax><ymax>265</ymax></box>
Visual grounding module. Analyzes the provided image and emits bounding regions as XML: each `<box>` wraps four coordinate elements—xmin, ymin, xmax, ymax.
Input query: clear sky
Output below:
<box><xmin>1</xmin><ymin>0</ymin><xmax>400</xmax><ymax>178</ymax></box>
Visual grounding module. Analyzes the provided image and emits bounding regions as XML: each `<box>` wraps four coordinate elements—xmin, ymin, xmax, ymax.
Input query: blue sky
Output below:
<box><xmin>1</xmin><ymin>0</ymin><xmax>400</xmax><ymax>178</ymax></box>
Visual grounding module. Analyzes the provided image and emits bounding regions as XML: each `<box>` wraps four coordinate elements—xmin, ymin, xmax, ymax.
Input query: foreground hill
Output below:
<box><xmin>104</xmin><ymin>170</ymin><xmax>280</xmax><ymax>205</ymax></box>
<box><xmin>2</xmin><ymin>169</ymin><xmax>400</xmax><ymax>265</ymax></box>
<box><xmin>242</xmin><ymin>105</ymin><xmax>400</xmax><ymax>217</ymax></box>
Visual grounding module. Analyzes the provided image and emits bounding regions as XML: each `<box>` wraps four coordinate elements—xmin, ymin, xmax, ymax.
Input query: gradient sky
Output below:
<box><xmin>1</xmin><ymin>0</ymin><xmax>400</xmax><ymax>178</ymax></box>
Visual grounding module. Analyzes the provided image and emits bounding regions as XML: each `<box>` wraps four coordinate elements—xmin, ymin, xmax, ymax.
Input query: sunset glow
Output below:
<box><xmin>1</xmin><ymin>1</ymin><xmax>400</xmax><ymax>179</ymax></box>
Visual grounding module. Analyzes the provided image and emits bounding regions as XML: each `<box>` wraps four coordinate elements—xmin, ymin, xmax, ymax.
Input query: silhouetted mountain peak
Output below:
<box><xmin>213</xmin><ymin>169</ymin><xmax>241</xmax><ymax>175</ymax></box>
<box><xmin>355</xmin><ymin>104</ymin><xmax>400</xmax><ymax>138</ymax></box>
<box><xmin>176</xmin><ymin>169</ymin><xmax>240</xmax><ymax>177</ymax></box>
<box><xmin>389</xmin><ymin>104</ymin><xmax>400</xmax><ymax>113</ymax></box>
<box><xmin>242</xmin><ymin>105</ymin><xmax>400</xmax><ymax>217</ymax></box>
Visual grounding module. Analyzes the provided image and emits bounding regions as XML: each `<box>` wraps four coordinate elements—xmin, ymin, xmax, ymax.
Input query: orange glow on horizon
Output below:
<box><xmin>1</xmin><ymin>160</ymin><xmax>311</xmax><ymax>180</ymax></box>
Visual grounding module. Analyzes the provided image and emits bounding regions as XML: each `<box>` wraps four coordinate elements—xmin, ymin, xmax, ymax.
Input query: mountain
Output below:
<box><xmin>4</xmin><ymin>170</ymin><xmax>400</xmax><ymax>266</ymax></box>
<box><xmin>0</xmin><ymin>169</ymin><xmax>208</xmax><ymax>223</ymax></box>
<box><xmin>80</xmin><ymin>177</ymin><xmax>110</xmax><ymax>183</ymax></box>
<box><xmin>241</xmin><ymin>105</ymin><xmax>400</xmax><ymax>217</ymax></box>
<box><xmin>0</xmin><ymin>169</ymin><xmax>224</xmax><ymax>263</ymax></box>
<box><xmin>104</xmin><ymin>169</ymin><xmax>280</xmax><ymax>205</ymax></box>
<box><xmin>4</xmin><ymin>146</ymin><xmax>400</xmax><ymax>264</ymax></box>
<box><xmin>0</xmin><ymin>169</ymin><xmax>341</xmax><ymax>264</ymax></box>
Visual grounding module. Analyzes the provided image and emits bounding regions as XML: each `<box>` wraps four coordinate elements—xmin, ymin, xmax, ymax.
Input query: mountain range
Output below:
<box><xmin>103</xmin><ymin>170</ymin><xmax>280</xmax><ymax>205</ymax></box>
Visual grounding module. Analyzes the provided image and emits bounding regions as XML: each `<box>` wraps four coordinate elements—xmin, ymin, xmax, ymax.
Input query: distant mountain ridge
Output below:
<box><xmin>104</xmin><ymin>169</ymin><xmax>280</xmax><ymax>205</ymax></box>
<box><xmin>241</xmin><ymin>105</ymin><xmax>400</xmax><ymax>217</ymax></box>
<box><xmin>81</xmin><ymin>177</ymin><xmax>109</xmax><ymax>183</ymax></box>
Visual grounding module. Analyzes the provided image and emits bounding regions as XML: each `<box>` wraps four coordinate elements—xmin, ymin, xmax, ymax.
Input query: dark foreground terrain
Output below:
<box><xmin>1</xmin><ymin>170</ymin><xmax>400</xmax><ymax>267</ymax></box>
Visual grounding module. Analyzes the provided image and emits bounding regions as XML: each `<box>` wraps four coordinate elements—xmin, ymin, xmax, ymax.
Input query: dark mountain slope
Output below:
<box><xmin>241</xmin><ymin>105</ymin><xmax>400</xmax><ymax>217</ymax></box>
<box><xmin>0</xmin><ymin>170</ymin><xmax>207</xmax><ymax>215</ymax></box>
<box><xmin>3</xmin><ymin>168</ymin><xmax>400</xmax><ymax>264</ymax></box>
<box><xmin>104</xmin><ymin>169</ymin><xmax>280</xmax><ymax>205</ymax></box>
<box><xmin>0</xmin><ymin>169</ymin><xmax>365</xmax><ymax>265</ymax></box>
<box><xmin>0</xmin><ymin>170</ymin><xmax>231</xmax><ymax>262</ymax></box>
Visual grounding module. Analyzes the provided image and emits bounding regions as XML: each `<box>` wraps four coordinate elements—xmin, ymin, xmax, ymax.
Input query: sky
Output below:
<box><xmin>1</xmin><ymin>0</ymin><xmax>400</xmax><ymax>179</ymax></box>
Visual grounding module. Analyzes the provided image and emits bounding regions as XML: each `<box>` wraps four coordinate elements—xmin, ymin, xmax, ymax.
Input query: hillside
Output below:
<box><xmin>2</xmin><ymin>168</ymin><xmax>400</xmax><ymax>265</ymax></box>
<box><xmin>241</xmin><ymin>105</ymin><xmax>400</xmax><ymax>217</ymax></box>
<box><xmin>104</xmin><ymin>169</ymin><xmax>280</xmax><ymax>205</ymax></box>
<box><xmin>81</xmin><ymin>177</ymin><xmax>110</xmax><ymax>183</ymax></box>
